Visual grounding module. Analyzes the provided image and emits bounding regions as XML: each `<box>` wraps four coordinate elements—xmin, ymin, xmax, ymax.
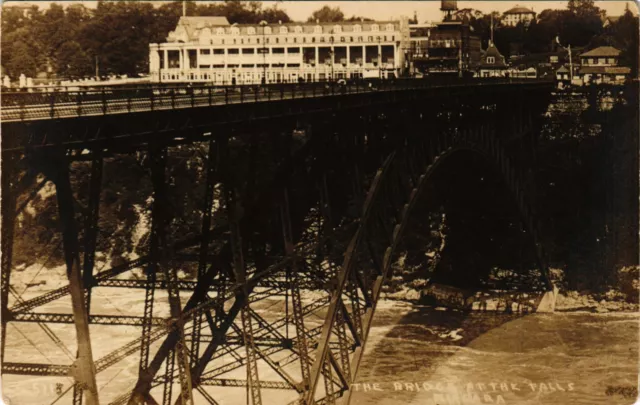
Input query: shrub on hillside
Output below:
<box><xmin>617</xmin><ymin>266</ymin><xmax>639</xmax><ymax>303</ymax></box>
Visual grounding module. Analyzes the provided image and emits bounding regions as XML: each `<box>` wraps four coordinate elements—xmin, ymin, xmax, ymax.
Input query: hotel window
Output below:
<box><xmin>354</xmin><ymin>24</ymin><xmax>362</xmax><ymax>32</ymax></box>
<box><xmin>368</xmin><ymin>36</ymin><xmax>373</xmax><ymax>42</ymax></box>
<box><xmin>199</xmin><ymin>49</ymin><xmax>211</xmax><ymax>55</ymax></box>
<box><xmin>228</xmin><ymin>49</ymin><xmax>239</xmax><ymax>55</ymax></box>
<box><xmin>303</xmin><ymin>37</ymin><xmax>306</xmax><ymax>43</ymax></box>
<box><xmin>280</xmin><ymin>26</ymin><xmax>288</xmax><ymax>34</ymax></box>
<box><xmin>264</xmin><ymin>27</ymin><xmax>272</xmax><ymax>34</ymax></box>
<box><xmin>312</xmin><ymin>37</ymin><xmax>316</xmax><ymax>43</ymax></box>
<box><xmin>386</xmin><ymin>24</ymin><xmax>394</xmax><ymax>31</ymax></box>
<box><xmin>340</xmin><ymin>37</ymin><xmax>345</xmax><ymax>43</ymax></box>
<box><xmin>216</xmin><ymin>28</ymin><xmax>225</xmax><ymax>35</ymax></box>
<box><xmin>371</xmin><ymin>24</ymin><xmax>379</xmax><ymax>31</ymax></box>
<box><xmin>384</xmin><ymin>36</ymin><xmax>387</xmax><ymax>41</ymax></box>
<box><xmin>287</xmin><ymin>47</ymin><xmax>300</xmax><ymax>53</ymax></box>
<box><xmin>242</xmin><ymin>48</ymin><xmax>255</xmax><ymax>54</ymax></box>
<box><xmin>320</xmin><ymin>37</ymin><xmax>325</xmax><ymax>43</ymax></box>
<box><xmin>266</xmin><ymin>38</ymin><xmax>270</xmax><ymax>44</ymax></box>
<box><xmin>295</xmin><ymin>26</ymin><xmax>303</xmax><ymax>33</ymax></box>
<box><xmin>333</xmin><ymin>25</ymin><xmax>342</xmax><ymax>33</ymax></box>
<box><xmin>314</xmin><ymin>25</ymin><xmax>322</xmax><ymax>34</ymax></box>
<box><xmin>248</xmin><ymin>27</ymin><xmax>256</xmax><ymax>35</ymax></box>
<box><xmin>231</xmin><ymin>27</ymin><xmax>240</xmax><ymax>35</ymax></box>
<box><xmin>213</xmin><ymin>49</ymin><xmax>224</xmax><ymax>55</ymax></box>
<box><xmin>487</xmin><ymin>56</ymin><xmax>495</xmax><ymax>64</ymax></box>
<box><xmin>276</xmin><ymin>38</ymin><xmax>279</xmax><ymax>44</ymax></box>
<box><xmin>358</xmin><ymin>36</ymin><xmax>363</xmax><ymax>42</ymax></box>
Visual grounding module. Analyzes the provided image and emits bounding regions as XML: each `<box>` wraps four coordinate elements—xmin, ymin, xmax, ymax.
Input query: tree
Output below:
<box><xmin>7</xmin><ymin>40</ymin><xmax>38</xmax><ymax>77</ymax></box>
<box><xmin>56</xmin><ymin>41</ymin><xmax>92</xmax><ymax>79</ymax></box>
<box><xmin>345</xmin><ymin>15</ymin><xmax>374</xmax><ymax>22</ymax></box>
<box><xmin>608</xmin><ymin>8</ymin><xmax>639</xmax><ymax>76</ymax></box>
<box><xmin>259</xmin><ymin>5</ymin><xmax>291</xmax><ymax>23</ymax></box>
<box><xmin>307</xmin><ymin>6</ymin><xmax>344</xmax><ymax>23</ymax></box>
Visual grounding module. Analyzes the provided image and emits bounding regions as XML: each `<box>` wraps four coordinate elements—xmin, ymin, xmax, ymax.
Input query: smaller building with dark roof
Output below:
<box><xmin>477</xmin><ymin>43</ymin><xmax>507</xmax><ymax>77</ymax></box>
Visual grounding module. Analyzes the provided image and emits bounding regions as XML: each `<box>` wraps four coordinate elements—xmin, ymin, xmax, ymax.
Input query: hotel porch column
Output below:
<box><xmin>363</xmin><ymin>45</ymin><xmax>366</xmax><ymax>69</ymax></box>
<box><xmin>224</xmin><ymin>49</ymin><xmax>229</xmax><ymax>84</ymax></box>
<box><xmin>299</xmin><ymin>46</ymin><xmax>303</xmax><ymax>80</ymax></box>
<box><xmin>315</xmin><ymin>46</ymin><xmax>319</xmax><ymax>80</ymax></box>
<box><xmin>346</xmin><ymin>46</ymin><xmax>350</xmax><ymax>75</ymax></box>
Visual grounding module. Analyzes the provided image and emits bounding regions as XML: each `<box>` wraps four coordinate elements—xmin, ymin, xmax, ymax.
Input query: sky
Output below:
<box><xmin>6</xmin><ymin>1</ymin><xmax>639</xmax><ymax>23</ymax></box>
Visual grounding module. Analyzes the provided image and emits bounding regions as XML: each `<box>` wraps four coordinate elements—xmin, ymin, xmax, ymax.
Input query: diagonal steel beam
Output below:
<box><xmin>44</xmin><ymin>154</ymin><xmax>100</xmax><ymax>405</ymax></box>
<box><xmin>305</xmin><ymin>155</ymin><xmax>394</xmax><ymax>404</ymax></box>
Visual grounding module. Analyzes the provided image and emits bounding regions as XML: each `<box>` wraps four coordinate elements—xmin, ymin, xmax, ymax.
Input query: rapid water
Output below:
<box><xmin>351</xmin><ymin>301</ymin><xmax>639</xmax><ymax>405</ymax></box>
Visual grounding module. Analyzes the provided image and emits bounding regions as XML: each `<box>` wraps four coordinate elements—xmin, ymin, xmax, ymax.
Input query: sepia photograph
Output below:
<box><xmin>0</xmin><ymin>1</ymin><xmax>638</xmax><ymax>404</ymax></box>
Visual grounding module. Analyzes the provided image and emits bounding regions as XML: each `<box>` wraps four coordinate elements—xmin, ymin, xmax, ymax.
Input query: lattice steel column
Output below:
<box><xmin>1</xmin><ymin>153</ymin><xmax>17</xmax><ymax>366</ymax></box>
<box><xmin>83</xmin><ymin>156</ymin><xmax>103</xmax><ymax>315</ymax></box>
<box><xmin>191</xmin><ymin>139</ymin><xmax>219</xmax><ymax>369</ymax></box>
<box><xmin>226</xmin><ymin>182</ymin><xmax>262</xmax><ymax>405</ymax></box>
<box><xmin>280</xmin><ymin>189</ymin><xmax>311</xmax><ymax>392</ymax></box>
<box><xmin>72</xmin><ymin>155</ymin><xmax>103</xmax><ymax>405</ymax></box>
<box><xmin>149</xmin><ymin>145</ymin><xmax>194</xmax><ymax>405</ymax></box>
<box><xmin>44</xmin><ymin>154</ymin><xmax>100</xmax><ymax>405</ymax></box>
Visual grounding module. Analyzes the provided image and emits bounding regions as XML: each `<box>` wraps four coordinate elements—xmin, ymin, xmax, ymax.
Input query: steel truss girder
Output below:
<box><xmin>199</xmin><ymin>378</ymin><xmax>292</xmax><ymax>390</ymax></box>
<box><xmin>9</xmin><ymin>313</ymin><xmax>166</xmax><ymax>326</ymax></box>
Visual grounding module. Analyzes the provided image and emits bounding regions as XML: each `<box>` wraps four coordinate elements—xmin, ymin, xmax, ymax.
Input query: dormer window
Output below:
<box><xmin>386</xmin><ymin>23</ymin><xmax>394</xmax><ymax>31</ymax></box>
<box><xmin>295</xmin><ymin>26</ymin><xmax>303</xmax><ymax>33</ymax></box>
<box><xmin>248</xmin><ymin>27</ymin><xmax>256</xmax><ymax>35</ymax></box>
<box><xmin>333</xmin><ymin>25</ymin><xmax>342</xmax><ymax>33</ymax></box>
<box><xmin>354</xmin><ymin>24</ymin><xmax>362</xmax><ymax>32</ymax></box>
<box><xmin>371</xmin><ymin>24</ymin><xmax>379</xmax><ymax>32</ymax></box>
<box><xmin>487</xmin><ymin>56</ymin><xmax>495</xmax><ymax>64</ymax></box>
<box><xmin>314</xmin><ymin>25</ymin><xmax>322</xmax><ymax>34</ymax></box>
<box><xmin>280</xmin><ymin>26</ymin><xmax>288</xmax><ymax>34</ymax></box>
<box><xmin>264</xmin><ymin>26</ymin><xmax>272</xmax><ymax>34</ymax></box>
<box><xmin>216</xmin><ymin>28</ymin><xmax>225</xmax><ymax>35</ymax></box>
<box><xmin>231</xmin><ymin>27</ymin><xmax>240</xmax><ymax>35</ymax></box>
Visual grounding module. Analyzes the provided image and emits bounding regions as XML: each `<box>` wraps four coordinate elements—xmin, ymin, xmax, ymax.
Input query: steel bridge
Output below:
<box><xmin>1</xmin><ymin>79</ymin><xmax>556</xmax><ymax>405</ymax></box>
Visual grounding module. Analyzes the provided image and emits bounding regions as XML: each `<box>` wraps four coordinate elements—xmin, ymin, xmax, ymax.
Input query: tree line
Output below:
<box><xmin>1</xmin><ymin>0</ymin><xmax>637</xmax><ymax>80</ymax></box>
<box><xmin>1</xmin><ymin>0</ymin><xmax>291</xmax><ymax>79</ymax></box>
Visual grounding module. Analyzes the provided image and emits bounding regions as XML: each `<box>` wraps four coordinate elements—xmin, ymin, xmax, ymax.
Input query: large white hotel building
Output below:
<box><xmin>149</xmin><ymin>16</ymin><xmax>410</xmax><ymax>84</ymax></box>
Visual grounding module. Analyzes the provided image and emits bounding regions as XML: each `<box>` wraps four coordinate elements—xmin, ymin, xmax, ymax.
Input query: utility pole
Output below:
<box><xmin>95</xmin><ymin>56</ymin><xmax>99</xmax><ymax>80</ymax></box>
<box><xmin>490</xmin><ymin>13</ymin><xmax>494</xmax><ymax>45</ymax></box>
<box><xmin>556</xmin><ymin>36</ymin><xmax>573</xmax><ymax>83</ymax></box>
<box><xmin>183</xmin><ymin>0</ymin><xmax>186</xmax><ymax>17</ymax></box>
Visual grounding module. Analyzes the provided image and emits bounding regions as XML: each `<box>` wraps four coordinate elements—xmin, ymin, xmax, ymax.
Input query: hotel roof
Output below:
<box><xmin>504</xmin><ymin>6</ymin><xmax>535</xmax><ymax>15</ymax></box>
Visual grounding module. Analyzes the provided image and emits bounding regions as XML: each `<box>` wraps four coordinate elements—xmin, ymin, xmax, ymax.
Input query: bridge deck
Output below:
<box><xmin>1</xmin><ymin>78</ymin><xmax>552</xmax><ymax>123</ymax></box>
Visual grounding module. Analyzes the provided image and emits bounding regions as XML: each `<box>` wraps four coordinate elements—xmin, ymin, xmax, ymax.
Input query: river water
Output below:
<box><xmin>350</xmin><ymin>300</ymin><xmax>639</xmax><ymax>405</ymax></box>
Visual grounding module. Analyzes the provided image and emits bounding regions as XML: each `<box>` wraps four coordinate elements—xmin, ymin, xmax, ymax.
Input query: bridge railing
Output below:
<box><xmin>0</xmin><ymin>78</ymin><xmax>552</xmax><ymax>122</ymax></box>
